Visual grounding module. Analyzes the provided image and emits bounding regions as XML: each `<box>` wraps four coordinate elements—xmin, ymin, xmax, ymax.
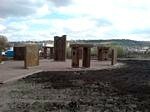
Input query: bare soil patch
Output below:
<box><xmin>0</xmin><ymin>60</ymin><xmax>150</xmax><ymax>112</ymax></box>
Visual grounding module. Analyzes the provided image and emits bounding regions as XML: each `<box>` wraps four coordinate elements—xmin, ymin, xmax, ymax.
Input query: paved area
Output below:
<box><xmin>0</xmin><ymin>59</ymin><xmax>123</xmax><ymax>83</ymax></box>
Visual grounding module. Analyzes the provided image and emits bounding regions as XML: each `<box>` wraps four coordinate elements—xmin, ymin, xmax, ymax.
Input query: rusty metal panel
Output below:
<box><xmin>14</xmin><ymin>46</ymin><xmax>25</xmax><ymax>60</ymax></box>
<box><xmin>111</xmin><ymin>48</ymin><xmax>117</xmax><ymax>65</ymax></box>
<box><xmin>70</xmin><ymin>43</ymin><xmax>92</xmax><ymax>68</ymax></box>
<box><xmin>50</xmin><ymin>47</ymin><xmax>54</xmax><ymax>59</ymax></box>
<box><xmin>71</xmin><ymin>47</ymin><xmax>80</xmax><ymax>68</ymax></box>
<box><xmin>82</xmin><ymin>47</ymin><xmax>91</xmax><ymax>68</ymax></box>
<box><xmin>54</xmin><ymin>35</ymin><xmax>66</xmax><ymax>61</ymax></box>
<box><xmin>97</xmin><ymin>47</ymin><xmax>110</xmax><ymax>61</ymax></box>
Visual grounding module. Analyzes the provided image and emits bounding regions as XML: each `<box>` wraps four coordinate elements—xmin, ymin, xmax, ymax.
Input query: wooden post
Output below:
<box><xmin>82</xmin><ymin>47</ymin><xmax>91</xmax><ymax>68</ymax></box>
<box><xmin>71</xmin><ymin>47</ymin><xmax>80</xmax><ymax>68</ymax></box>
<box><xmin>24</xmin><ymin>44</ymin><xmax>39</xmax><ymax>69</ymax></box>
<box><xmin>111</xmin><ymin>48</ymin><xmax>117</xmax><ymax>65</ymax></box>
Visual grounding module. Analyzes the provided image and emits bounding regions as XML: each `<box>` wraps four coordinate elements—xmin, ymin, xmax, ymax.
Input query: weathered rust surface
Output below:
<box><xmin>24</xmin><ymin>44</ymin><xmax>39</xmax><ymax>69</ymax></box>
<box><xmin>49</xmin><ymin>47</ymin><xmax>54</xmax><ymax>59</ymax></box>
<box><xmin>0</xmin><ymin>56</ymin><xmax>6</xmax><ymax>61</ymax></box>
<box><xmin>111</xmin><ymin>48</ymin><xmax>117</xmax><ymax>65</ymax></box>
<box><xmin>14</xmin><ymin>46</ymin><xmax>25</xmax><ymax>60</ymax></box>
<box><xmin>71</xmin><ymin>47</ymin><xmax>80</xmax><ymax>68</ymax></box>
<box><xmin>70</xmin><ymin>43</ymin><xmax>92</xmax><ymax>68</ymax></box>
<box><xmin>54</xmin><ymin>35</ymin><xmax>66</xmax><ymax>61</ymax></box>
<box><xmin>82</xmin><ymin>47</ymin><xmax>91</xmax><ymax>68</ymax></box>
<box><xmin>78</xmin><ymin>47</ymin><xmax>83</xmax><ymax>59</ymax></box>
<box><xmin>97</xmin><ymin>47</ymin><xmax>110</xmax><ymax>61</ymax></box>
<box><xmin>0</xmin><ymin>56</ymin><xmax>2</xmax><ymax>63</ymax></box>
<box><xmin>43</xmin><ymin>47</ymin><xmax>47</xmax><ymax>59</ymax></box>
<box><xmin>70</xmin><ymin>43</ymin><xmax>93</xmax><ymax>48</ymax></box>
<box><xmin>42</xmin><ymin>47</ymin><xmax>54</xmax><ymax>59</ymax></box>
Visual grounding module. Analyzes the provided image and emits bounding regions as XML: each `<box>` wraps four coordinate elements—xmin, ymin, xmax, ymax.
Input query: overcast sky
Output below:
<box><xmin>0</xmin><ymin>0</ymin><xmax>150</xmax><ymax>41</ymax></box>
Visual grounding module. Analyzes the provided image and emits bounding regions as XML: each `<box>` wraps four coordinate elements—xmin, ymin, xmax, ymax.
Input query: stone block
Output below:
<box><xmin>24</xmin><ymin>44</ymin><xmax>39</xmax><ymax>68</ymax></box>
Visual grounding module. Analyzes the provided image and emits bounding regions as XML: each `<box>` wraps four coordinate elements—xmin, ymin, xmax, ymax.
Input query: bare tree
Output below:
<box><xmin>0</xmin><ymin>35</ymin><xmax>9</xmax><ymax>50</ymax></box>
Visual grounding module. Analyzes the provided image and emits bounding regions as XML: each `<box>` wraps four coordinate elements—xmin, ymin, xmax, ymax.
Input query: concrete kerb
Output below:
<box><xmin>0</xmin><ymin>59</ymin><xmax>124</xmax><ymax>84</ymax></box>
<box><xmin>3</xmin><ymin>70</ymin><xmax>43</xmax><ymax>83</ymax></box>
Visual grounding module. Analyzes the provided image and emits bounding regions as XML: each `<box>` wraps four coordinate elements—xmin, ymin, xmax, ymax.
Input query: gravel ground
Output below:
<box><xmin>0</xmin><ymin>59</ymin><xmax>122</xmax><ymax>83</ymax></box>
<box><xmin>0</xmin><ymin>60</ymin><xmax>150</xmax><ymax>112</ymax></box>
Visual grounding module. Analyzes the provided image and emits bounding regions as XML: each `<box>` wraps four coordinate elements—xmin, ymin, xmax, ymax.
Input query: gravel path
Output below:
<box><xmin>0</xmin><ymin>59</ymin><xmax>122</xmax><ymax>83</ymax></box>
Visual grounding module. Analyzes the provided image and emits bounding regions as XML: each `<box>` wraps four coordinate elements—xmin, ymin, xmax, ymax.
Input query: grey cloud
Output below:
<box><xmin>3</xmin><ymin>26</ymin><xmax>21</xmax><ymax>33</ymax></box>
<box><xmin>0</xmin><ymin>0</ymin><xmax>44</xmax><ymax>18</ymax></box>
<box><xmin>48</xmin><ymin>0</ymin><xmax>72</xmax><ymax>7</ymax></box>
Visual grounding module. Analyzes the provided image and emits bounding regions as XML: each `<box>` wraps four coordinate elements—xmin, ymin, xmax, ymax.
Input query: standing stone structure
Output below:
<box><xmin>78</xmin><ymin>47</ymin><xmax>83</xmax><ymax>59</ymax></box>
<box><xmin>82</xmin><ymin>47</ymin><xmax>91</xmax><ymax>67</ymax></box>
<box><xmin>49</xmin><ymin>47</ymin><xmax>54</xmax><ymax>59</ymax></box>
<box><xmin>43</xmin><ymin>46</ymin><xmax>48</xmax><ymax>59</ymax></box>
<box><xmin>14</xmin><ymin>46</ymin><xmax>25</xmax><ymax>60</ymax></box>
<box><xmin>111</xmin><ymin>48</ymin><xmax>117</xmax><ymax>65</ymax></box>
<box><xmin>71</xmin><ymin>46</ymin><xmax>80</xmax><ymax>67</ymax></box>
<box><xmin>54</xmin><ymin>35</ymin><xmax>66</xmax><ymax>61</ymax></box>
<box><xmin>70</xmin><ymin>44</ymin><xmax>93</xmax><ymax>68</ymax></box>
<box><xmin>0</xmin><ymin>56</ymin><xmax>2</xmax><ymax>63</ymax></box>
<box><xmin>97</xmin><ymin>47</ymin><xmax>110</xmax><ymax>61</ymax></box>
<box><xmin>24</xmin><ymin>44</ymin><xmax>39</xmax><ymax>69</ymax></box>
<box><xmin>43</xmin><ymin>46</ymin><xmax>54</xmax><ymax>59</ymax></box>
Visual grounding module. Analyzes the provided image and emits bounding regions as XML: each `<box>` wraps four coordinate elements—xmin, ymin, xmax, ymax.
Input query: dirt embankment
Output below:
<box><xmin>0</xmin><ymin>60</ymin><xmax>150</xmax><ymax>112</ymax></box>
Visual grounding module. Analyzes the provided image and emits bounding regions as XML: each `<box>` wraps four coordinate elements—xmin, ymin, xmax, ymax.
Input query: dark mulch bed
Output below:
<box><xmin>2</xmin><ymin>60</ymin><xmax>150</xmax><ymax>112</ymax></box>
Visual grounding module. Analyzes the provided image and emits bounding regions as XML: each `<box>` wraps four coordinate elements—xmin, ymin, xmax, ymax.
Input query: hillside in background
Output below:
<box><xmin>10</xmin><ymin>39</ymin><xmax>150</xmax><ymax>48</ymax></box>
<box><xmin>7</xmin><ymin>39</ymin><xmax>150</xmax><ymax>58</ymax></box>
<box><xmin>76</xmin><ymin>39</ymin><xmax>150</xmax><ymax>48</ymax></box>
